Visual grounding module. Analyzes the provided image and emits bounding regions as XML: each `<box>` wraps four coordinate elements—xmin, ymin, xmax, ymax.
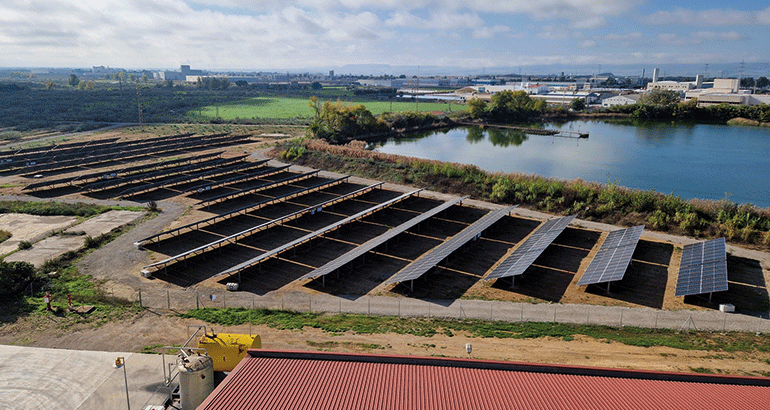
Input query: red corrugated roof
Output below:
<box><xmin>198</xmin><ymin>350</ymin><xmax>770</xmax><ymax>410</ymax></box>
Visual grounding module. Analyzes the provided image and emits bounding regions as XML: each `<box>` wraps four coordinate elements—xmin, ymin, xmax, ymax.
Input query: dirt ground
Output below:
<box><xmin>2</xmin><ymin>309</ymin><xmax>770</xmax><ymax>377</ymax></box>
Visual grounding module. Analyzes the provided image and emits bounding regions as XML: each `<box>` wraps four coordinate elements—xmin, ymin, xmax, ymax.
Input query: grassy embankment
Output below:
<box><xmin>276</xmin><ymin>138</ymin><xmax>770</xmax><ymax>250</ymax></box>
<box><xmin>181</xmin><ymin>307</ymin><xmax>770</xmax><ymax>355</ymax></box>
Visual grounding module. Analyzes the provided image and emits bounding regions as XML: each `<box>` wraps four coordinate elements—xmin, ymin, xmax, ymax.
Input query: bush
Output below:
<box><xmin>0</xmin><ymin>261</ymin><xmax>38</xmax><ymax>296</ymax></box>
<box><xmin>18</xmin><ymin>241</ymin><xmax>32</xmax><ymax>250</ymax></box>
<box><xmin>0</xmin><ymin>229</ymin><xmax>11</xmax><ymax>243</ymax></box>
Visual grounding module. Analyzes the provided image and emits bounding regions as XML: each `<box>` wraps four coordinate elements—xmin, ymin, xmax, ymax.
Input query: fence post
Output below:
<box><xmin>167</xmin><ymin>290</ymin><xmax>170</xmax><ymax>310</ymax></box>
<box><xmin>309</xmin><ymin>295</ymin><xmax>312</xmax><ymax>312</ymax></box>
<box><xmin>553</xmin><ymin>306</ymin><xmax>557</xmax><ymax>323</ymax></box>
<box><xmin>619</xmin><ymin>310</ymin><xmax>624</xmax><ymax>328</ymax></box>
<box><xmin>196</xmin><ymin>291</ymin><xmax>199</xmax><ymax>309</ymax></box>
<box><xmin>586</xmin><ymin>306</ymin><xmax>590</xmax><ymax>325</ymax></box>
<box><xmin>520</xmin><ymin>304</ymin><xmax>523</xmax><ymax>323</ymax></box>
<box><xmin>138</xmin><ymin>289</ymin><xmax>142</xmax><ymax>308</ymax></box>
<box><xmin>655</xmin><ymin>312</ymin><xmax>659</xmax><ymax>331</ymax></box>
<box><xmin>223</xmin><ymin>292</ymin><xmax>226</xmax><ymax>309</ymax></box>
<box><xmin>398</xmin><ymin>298</ymin><xmax>401</xmax><ymax>317</ymax></box>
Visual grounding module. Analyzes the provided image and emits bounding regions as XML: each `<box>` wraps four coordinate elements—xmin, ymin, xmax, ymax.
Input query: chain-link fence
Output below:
<box><xmin>133</xmin><ymin>287</ymin><xmax>769</xmax><ymax>334</ymax></box>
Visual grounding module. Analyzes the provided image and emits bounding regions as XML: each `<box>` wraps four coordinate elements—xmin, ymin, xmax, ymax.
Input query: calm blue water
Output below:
<box><xmin>372</xmin><ymin>121</ymin><xmax>770</xmax><ymax>207</ymax></box>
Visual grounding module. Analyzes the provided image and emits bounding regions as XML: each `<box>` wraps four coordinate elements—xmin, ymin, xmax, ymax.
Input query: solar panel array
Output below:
<box><xmin>485</xmin><ymin>215</ymin><xmax>576</xmax><ymax>281</ymax></box>
<box><xmin>385</xmin><ymin>206</ymin><xmax>516</xmax><ymax>286</ymax></box>
<box><xmin>675</xmin><ymin>238</ymin><xmax>728</xmax><ymax>297</ymax></box>
<box><xmin>215</xmin><ymin>189</ymin><xmax>424</xmax><ymax>278</ymax></box>
<box><xmin>299</xmin><ymin>196</ymin><xmax>467</xmax><ymax>282</ymax></box>
<box><xmin>144</xmin><ymin>182</ymin><xmax>385</xmax><ymax>272</ymax></box>
<box><xmin>576</xmin><ymin>225</ymin><xmax>644</xmax><ymax>286</ymax></box>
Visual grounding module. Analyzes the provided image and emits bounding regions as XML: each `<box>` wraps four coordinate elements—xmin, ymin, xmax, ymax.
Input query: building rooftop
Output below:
<box><xmin>198</xmin><ymin>350</ymin><xmax>770</xmax><ymax>410</ymax></box>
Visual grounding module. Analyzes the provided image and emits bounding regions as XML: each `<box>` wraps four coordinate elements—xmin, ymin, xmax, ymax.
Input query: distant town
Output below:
<box><xmin>3</xmin><ymin>63</ymin><xmax>769</xmax><ymax>110</ymax></box>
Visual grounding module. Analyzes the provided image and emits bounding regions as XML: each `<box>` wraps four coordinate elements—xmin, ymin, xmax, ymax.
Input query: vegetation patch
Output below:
<box><xmin>0</xmin><ymin>200</ymin><xmax>139</xmax><ymax>217</ymax></box>
<box><xmin>0</xmin><ymin>229</ymin><xmax>11</xmax><ymax>243</ymax></box>
<box><xmin>179</xmin><ymin>307</ymin><xmax>770</xmax><ymax>353</ymax></box>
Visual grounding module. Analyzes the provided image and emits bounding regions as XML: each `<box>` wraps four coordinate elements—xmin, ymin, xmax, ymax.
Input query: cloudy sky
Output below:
<box><xmin>1</xmin><ymin>0</ymin><xmax>768</xmax><ymax>73</ymax></box>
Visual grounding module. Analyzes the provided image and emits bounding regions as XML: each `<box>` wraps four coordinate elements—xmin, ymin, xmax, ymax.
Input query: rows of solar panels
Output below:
<box><xmin>139</xmin><ymin>175</ymin><xmax>730</xmax><ymax>299</ymax></box>
<box><xmin>3</xmin><ymin>132</ymin><xmax>251</xmax><ymax>176</ymax></box>
<box><xmin>15</xmin><ymin>134</ymin><xmax>729</xmax><ymax>299</ymax></box>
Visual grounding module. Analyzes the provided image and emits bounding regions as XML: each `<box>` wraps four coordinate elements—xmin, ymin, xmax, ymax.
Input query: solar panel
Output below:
<box><xmin>485</xmin><ymin>215</ymin><xmax>576</xmax><ymax>280</ymax></box>
<box><xmin>144</xmin><ymin>182</ymin><xmax>385</xmax><ymax>272</ymax></box>
<box><xmin>577</xmin><ymin>225</ymin><xmax>644</xmax><ymax>286</ymax></box>
<box><xmin>214</xmin><ymin>189</ymin><xmax>424</xmax><ymax>279</ymax></box>
<box><xmin>385</xmin><ymin>206</ymin><xmax>515</xmax><ymax>286</ymax></box>
<box><xmin>136</xmin><ymin>176</ymin><xmax>353</xmax><ymax>246</ymax></box>
<box><xmin>299</xmin><ymin>197</ymin><xmax>468</xmax><ymax>282</ymax></box>
<box><xmin>675</xmin><ymin>238</ymin><xmax>728</xmax><ymax>297</ymax></box>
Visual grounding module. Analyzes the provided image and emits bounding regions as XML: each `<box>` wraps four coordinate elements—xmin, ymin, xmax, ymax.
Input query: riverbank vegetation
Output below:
<box><xmin>307</xmin><ymin>96</ymin><xmax>452</xmax><ymax>143</ymax></box>
<box><xmin>274</xmin><ymin>138</ymin><xmax>770</xmax><ymax>249</ymax></box>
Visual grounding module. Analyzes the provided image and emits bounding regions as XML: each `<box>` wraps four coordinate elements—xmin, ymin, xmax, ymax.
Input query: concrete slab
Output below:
<box><xmin>0</xmin><ymin>345</ymin><xmax>168</xmax><ymax>410</ymax></box>
<box><xmin>66</xmin><ymin>210</ymin><xmax>144</xmax><ymax>238</ymax></box>
<box><xmin>0</xmin><ymin>214</ymin><xmax>78</xmax><ymax>256</ymax></box>
<box><xmin>5</xmin><ymin>236</ymin><xmax>85</xmax><ymax>267</ymax></box>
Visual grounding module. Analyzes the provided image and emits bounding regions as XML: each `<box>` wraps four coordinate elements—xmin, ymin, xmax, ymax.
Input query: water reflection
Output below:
<box><xmin>487</xmin><ymin>128</ymin><xmax>528</xmax><ymax>147</ymax></box>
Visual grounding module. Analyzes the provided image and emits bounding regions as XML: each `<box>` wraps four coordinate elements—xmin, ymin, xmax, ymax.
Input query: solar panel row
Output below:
<box><xmin>136</xmin><ymin>176</ymin><xmax>351</xmax><ymax>246</ymax></box>
<box><xmin>485</xmin><ymin>215</ymin><xmax>576</xmax><ymax>281</ymax></box>
<box><xmin>576</xmin><ymin>225</ymin><xmax>644</xmax><ymax>286</ymax></box>
<box><xmin>674</xmin><ymin>238</ymin><xmax>728</xmax><ymax>297</ymax></box>
<box><xmin>143</xmin><ymin>182</ymin><xmax>383</xmax><ymax>272</ymax></box>
<box><xmin>214</xmin><ymin>189</ymin><xmax>424</xmax><ymax>279</ymax></box>
<box><xmin>299</xmin><ymin>197</ymin><xmax>468</xmax><ymax>282</ymax></box>
<box><xmin>385</xmin><ymin>206</ymin><xmax>516</xmax><ymax>286</ymax></box>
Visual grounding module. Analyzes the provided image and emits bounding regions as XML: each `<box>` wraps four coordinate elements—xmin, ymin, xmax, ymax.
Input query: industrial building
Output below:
<box><xmin>601</xmin><ymin>93</ymin><xmax>642</xmax><ymax>107</ymax></box>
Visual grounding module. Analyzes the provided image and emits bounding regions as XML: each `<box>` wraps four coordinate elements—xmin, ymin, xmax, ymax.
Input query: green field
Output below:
<box><xmin>188</xmin><ymin>97</ymin><xmax>464</xmax><ymax>120</ymax></box>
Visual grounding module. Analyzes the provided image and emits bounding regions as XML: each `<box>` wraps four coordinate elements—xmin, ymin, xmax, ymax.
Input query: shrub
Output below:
<box><xmin>0</xmin><ymin>260</ymin><xmax>38</xmax><ymax>296</ymax></box>
<box><xmin>18</xmin><ymin>241</ymin><xmax>32</xmax><ymax>250</ymax></box>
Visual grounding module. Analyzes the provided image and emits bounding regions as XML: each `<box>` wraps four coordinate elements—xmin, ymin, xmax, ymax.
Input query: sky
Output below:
<box><xmin>1</xmin><ymin>0</ymin><xmax>769</xmax><ymax>74</ymax></box>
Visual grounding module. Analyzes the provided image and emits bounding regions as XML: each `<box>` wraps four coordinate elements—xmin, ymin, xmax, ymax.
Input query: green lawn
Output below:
<box><xmin>188</xmin><ymin>97</ymin><xmax>464</xmax><ymax>120</ymax></box>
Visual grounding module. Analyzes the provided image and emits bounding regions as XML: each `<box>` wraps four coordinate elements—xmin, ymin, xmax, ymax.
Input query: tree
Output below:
<box><xmin>741</xmin><ymin>77</ymin><xmax>755</xmax><ymax>88</ymax></box>
<box><xmin>311</xmin><ymin>81</ymin><xmax>322</xmax><ymax>90</ymax></box>
<box><xmin>569</xmin><ymin>98</ymin><xmax>586</xmax><ymax>111</ymax></box>
<box><xmin>467</xmin><ymin>97</ymin><xmax>488</xmax><ymax>118</ymax></box>
<box><xmin>45</xmin><ymin>81</ymin><xmax>54</xmax><ymax>90</ymax></box>
<box><xmin>142</xmin><ymin>74</ymin><xmax>149</xmax><ymax>82</ymax></box>
<box><xmin>640</xmin><ymin>88</ymin><xmax>681</xmax><ymax>106</ymax></box>
<box><xmin>235</xmin><ymin>80</ymin><xmax>248</xmax><ymax>87</ymax></box>
<box><xmin>68</xmin><ymin>74</ymin><xmax>80</xmax><ymax>87</ymax></box>
<box><xmin>129</xmin><ymin>73</ymin><xmax>136</xmax><ymax>82</ymax></box>
<box><xmin>756</xmin><ymin>77</ymin><xmax>769</xmax><ymax>89</ymax></box>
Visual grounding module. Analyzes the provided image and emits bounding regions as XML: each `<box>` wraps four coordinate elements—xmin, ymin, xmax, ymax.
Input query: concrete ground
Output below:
<box><xmin>0</xmin><ymin>214</ymin><xmax>77</xmax><ymax>256</ymax></box>
<box><xmin>0</xmin><ymin>345</ymin><xmax>169</xmax><ymax>410</ymax></box>
<box><xmin>65</xmin><ymin>210</ymin><xmax>143</xmax><ymax>237</ymax></box>
<box><xmin>2</xmin><ymin>210</ymin><xmax>143</xmax><ymax>267</ymax></box>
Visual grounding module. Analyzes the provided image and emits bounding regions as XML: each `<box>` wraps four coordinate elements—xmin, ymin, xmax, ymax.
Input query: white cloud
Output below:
<box><xmin>644</xmin><ymin>6</ymin><xmax>770</xmax><ymax>26</ymax></box>
<box><xmin>580</xmin><ymin>40</ymin><xmax>597</xmax><ymax>48</ymax></box>
<box><xmin>570</xmin><ymin>16</ymin><xmax>607</xmax><ymax>30</ymax></box>
<box><xmin>656</xmin><ymin>31</ymin><xmax>746</xmax><ymax>46</ymax></box>
<box><xmin>472</xmin><ymin>25</ymin><xmax>509</xmax><ymax>39</ymax></box>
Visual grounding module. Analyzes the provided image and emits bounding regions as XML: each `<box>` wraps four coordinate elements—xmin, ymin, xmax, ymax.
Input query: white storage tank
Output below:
<box><xmin>178</xmin><ymin>354</ymin><xmax>214</xmax><ymax>410</ymax></box>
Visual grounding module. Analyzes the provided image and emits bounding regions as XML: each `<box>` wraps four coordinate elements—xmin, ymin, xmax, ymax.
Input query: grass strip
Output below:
<box><xmin>179</xmin><ymin>307</ymin><xmax>770</xmax><ymax>353</ymax></box>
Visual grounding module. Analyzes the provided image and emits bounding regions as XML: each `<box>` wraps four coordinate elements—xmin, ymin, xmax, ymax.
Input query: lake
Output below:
<box><xmin>372</xmin><ymin>120</ymin><xmax>770</xmax><ymax>207</ymax></box>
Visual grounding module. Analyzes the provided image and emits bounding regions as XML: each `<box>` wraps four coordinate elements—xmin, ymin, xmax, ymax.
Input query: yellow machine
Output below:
<box><xmin>196</xmin><ymin>332</ymin><xmax>261</xmax><ymax>372</ymax></box>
